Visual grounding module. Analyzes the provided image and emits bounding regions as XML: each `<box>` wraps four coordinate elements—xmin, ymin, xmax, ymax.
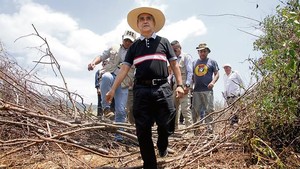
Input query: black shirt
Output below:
<box><xmin>124</xmin><ymin>34</ymin><xmax>177</xmax><ymax>80</ymax></box>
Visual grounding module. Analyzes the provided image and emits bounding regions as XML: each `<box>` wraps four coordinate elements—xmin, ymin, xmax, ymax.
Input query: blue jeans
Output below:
<box><xmin>100</xmin><ymin>72</ymin><xmax>128</xmax><ymax>140</ymax></box>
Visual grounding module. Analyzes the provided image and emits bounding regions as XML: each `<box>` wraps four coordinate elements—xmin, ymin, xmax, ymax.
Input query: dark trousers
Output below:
<box><xmin>226</xmin><ymin>96</ymin><xmax>239</xmax><ymax>124</ymax></box>
<box><xmin>110</xmin><ymin>98</ymin><xmax>115</xmax><ymax>112</ymax></box>
<box><xmin>179</xmin><ymin>112</ymin><xmax>184</xmax><ymax>123</ymax></box>
<box><xmin>97</xmin><ymin>93</ymin><xmax>102</xmax><ymax>117</ymax></box>
<box><xmin>133</xmin><ymin>83</ymin><xmax>175</xmax><ymax>169</ymax></box>
<box><xmin>97</xmin><ymin>93</ymin><xmax>115</xmax><ymax>116</ymax></box>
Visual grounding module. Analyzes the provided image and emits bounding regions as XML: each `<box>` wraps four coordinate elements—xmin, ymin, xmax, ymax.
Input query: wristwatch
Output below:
<box><xmin>177</xmin><ymin>84</ymin><xmax>184</xmax><ymax>90</ymax></box>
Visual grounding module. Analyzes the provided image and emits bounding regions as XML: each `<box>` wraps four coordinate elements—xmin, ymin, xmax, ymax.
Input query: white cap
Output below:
<box><xmin>223</xmin><ymin>63</ymin><xmax>231</xmax><ymax>68</ymax></box>
<box><xmin>122</xmin><ymin>30</ymin><xmax>136</xmax><ymax>42</ymax></box>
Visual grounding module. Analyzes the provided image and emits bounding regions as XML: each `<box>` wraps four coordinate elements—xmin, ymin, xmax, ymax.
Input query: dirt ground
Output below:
<box><xmin>26</xmin><ymin>143</ymin><xmax>256</xmax><ymax>169</ymax></box>
<box><xmin>1</xmin><ymin>108</ymin><xmax>298</xmax><ymax>169</ymax></box>
<box><xmin>10</xmin><ymin>139</ymin><xmax>254</xmax><ymax>169</ymax></box>
<box><xmin>0</xmin><ymin>124</ymin><xmax>262</xmax><ymax>169</ymax></box>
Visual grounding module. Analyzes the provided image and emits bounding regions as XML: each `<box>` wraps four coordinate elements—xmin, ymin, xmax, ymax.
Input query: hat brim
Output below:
<box><xmin>123</xmin><ymin>35</ymin><xmax>135</xmax><ymax>42</ymax></box>
<box><xmin>196</xmin><ymin>47</ymin><xmax>211</xmax><ymax>53</ymax></box>
<box><xmin>223</xmin><ymin>64</ymin><xmax>232</xmax><ymax>68</ymax></box>
<box><xmin>127</xmin><ymin>7</ymin><xmax>165</xmax><ymax>33</ymax></box>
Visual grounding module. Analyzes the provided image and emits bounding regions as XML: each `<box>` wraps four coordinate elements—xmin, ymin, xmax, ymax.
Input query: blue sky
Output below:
<box><xmin>0</xmin><ymin>0</ymin><xmax>284</xmax><ymax>105</ymax></box>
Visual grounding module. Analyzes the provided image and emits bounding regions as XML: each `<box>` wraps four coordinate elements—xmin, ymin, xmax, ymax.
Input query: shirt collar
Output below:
<box><xmin>139</xmin><ymin>32</ymin><xmax>157</xmax><ymax>41</ymax></box>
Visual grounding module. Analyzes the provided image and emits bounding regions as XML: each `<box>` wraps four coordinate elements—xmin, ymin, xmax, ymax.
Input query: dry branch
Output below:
<box><xmin>0</xmin><ymin>26</ymin><xmax>262</xmax><ymax>168</ymax></box>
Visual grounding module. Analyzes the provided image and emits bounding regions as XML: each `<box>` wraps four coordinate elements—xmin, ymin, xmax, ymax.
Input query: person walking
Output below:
<box><xmin>88</xmin><ymin>30</ymin><xmax>136</xmax><ymax>141</ymax></box>
<box><xmin>106</xmin><ymin>7</ymin><xmax>184</xmax><ymax>169</ymax></box>
<box><xmin>192</xmin><ymin>43</ymin><xmax>219</xmax><ymax>134</ymax></box>
<box><xmin>170</xmin><ymin>40</ymin><xmax>193</xmax><ymax>133</ymax></box>
<box><xmin>223</xmin><ymin>63</ymin><xmax>245</xmax><ymax>125</ymax></box>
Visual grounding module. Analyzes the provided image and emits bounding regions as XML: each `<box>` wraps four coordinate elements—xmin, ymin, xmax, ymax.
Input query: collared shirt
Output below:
<box><xmin>223</xmin><ymin>70</ymin><xmax>244</xmax><ymax>97</ymax></box>
<box><xmin>124</xmin><ymin>33</ymin><xmax>177</xmax><ymax>80</ymax></box>
<box><xmin>139</xmin><ymin>32</ymin><xmax>157</xmax><ymax>41</ymax></box>
<box><xmin>177</xmin><ymin>52</ymin><xmax>193</xmax><ymax>86</ymax></box>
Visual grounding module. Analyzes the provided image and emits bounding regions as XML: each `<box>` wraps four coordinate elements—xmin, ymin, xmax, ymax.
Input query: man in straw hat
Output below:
<box><xmin>106</xmin><ymin>6</ymin><xmax>184</xmax><ymax>169</ymax></box>
<box><xmin>192</xmin><ymin>43</ymin><xmax>219</xmax><ymax>134</ymax></box>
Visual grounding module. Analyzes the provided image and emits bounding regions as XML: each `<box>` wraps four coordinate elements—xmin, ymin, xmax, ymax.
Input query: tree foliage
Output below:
<box><xmin>249</xmin><ymin>0</ymin><xmax>300</xmax><ymax>168</ymax></box>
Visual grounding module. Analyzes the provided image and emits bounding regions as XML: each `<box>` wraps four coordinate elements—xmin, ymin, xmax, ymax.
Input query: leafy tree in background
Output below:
<box><xmin>247</xmin><ymin>0</ymin><xmax>300</xmax><ymax>168</ymax></box>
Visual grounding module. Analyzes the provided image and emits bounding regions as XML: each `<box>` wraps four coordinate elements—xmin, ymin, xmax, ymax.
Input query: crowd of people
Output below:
<box><xmin>88</xmin><ymin>6</ymin><xmax>245</xmax><ymax>169</ymax></box>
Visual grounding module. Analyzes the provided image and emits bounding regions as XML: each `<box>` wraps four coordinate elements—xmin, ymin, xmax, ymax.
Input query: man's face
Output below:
<box><xmin>172</xmin><ymin>45</ymin><xmax>181</xmax><ymax>57</ymax></box>
<box><xmin>137</xmin><ymin>13</ymin><xmax>155</xmax><ymax>33</ymax></box>
<box><xmin>198</xmin><ymin>49</ymin><xmax>209</xmax><ymax>60</ymax></box>
<box><xmin>122</xmin><ymin>39</ymin><xmax>133</xmax><ymax>49</ymax></box>
<box><xmin>224</xmin><ymin>66</ymin><xmax>232</xmax><ymax>75</ymax></box>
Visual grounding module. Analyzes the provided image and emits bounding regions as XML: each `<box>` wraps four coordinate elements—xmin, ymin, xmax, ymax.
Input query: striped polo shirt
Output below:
<box><xmin>124</xmin><ymin>33</ymin><xmax>177</xmax><ymax>80</ymax></box>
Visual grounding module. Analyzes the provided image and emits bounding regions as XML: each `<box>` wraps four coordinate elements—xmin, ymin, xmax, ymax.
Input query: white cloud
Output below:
<box><xmin>0</xmin><ymin>1</ymin><xmax>208</xmax><ymax>105</ymax></box>
<box><xmin>20</xmin><ymin>4</ymin><xmax>78</xmax><ymax>33</ymax></box>
<box><xmin>161</xmin><ymin>16</ymin><xmax>207</xmax><ymax>42</ymax></box>
<box><xmin>0</xmin><ymin>1</ymin><xmax>108</xmax><ymax>104</ymax></box>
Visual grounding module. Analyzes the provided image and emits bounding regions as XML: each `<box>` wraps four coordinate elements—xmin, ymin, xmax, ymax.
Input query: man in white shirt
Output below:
<box><xmin>223</xmin><ymin>63</ymin><xmax>244</xmax><ymax>125</ymax></box>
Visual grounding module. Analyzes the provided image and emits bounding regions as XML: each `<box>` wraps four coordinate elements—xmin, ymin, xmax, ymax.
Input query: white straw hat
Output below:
<box><xmin>127</xmin><ymin>7</ymin><xmax>165</xmax><ymax>33</ymax></box>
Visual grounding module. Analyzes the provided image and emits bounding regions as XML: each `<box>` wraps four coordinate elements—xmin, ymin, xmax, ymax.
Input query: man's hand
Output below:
<box><xmin>97</xmin><ymin>88</ymin><xmax>101</xmax><ymax>95</ymax></box>
<box><xmin>184</xmin><ymin>86</ymin><xmax>190</xmax><ymax>95</ymax></box>
<box><xmin>175</xmin><ymin>86</ymin><xmax>184</xmax><ymax>99</ymax></box>
<box><xmin>88</xmin><ymin>63</ymin><xmax>95</xmax><ymax>71</ymax></box>
<box><xmin>105</xmin><ymin>90</ymin><xmax>115</xmax><ymax>104</ymax></box>
<box><xmin>208</xmin><ymin>83</ymin><xmax>215</xmax><ymax>89</ymax></box>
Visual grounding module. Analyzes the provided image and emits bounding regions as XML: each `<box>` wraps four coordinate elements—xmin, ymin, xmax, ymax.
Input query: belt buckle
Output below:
<box><xmin>152</xmin><ymin>79</ymin><xmax>158</xmax><ymax>85</ymax></box>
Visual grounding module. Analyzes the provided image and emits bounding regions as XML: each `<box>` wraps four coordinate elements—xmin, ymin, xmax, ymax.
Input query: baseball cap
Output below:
<box><xmin>122</xmin><ymin>30</ymin><xmax>136</xmax><ymax>42</ymax></box>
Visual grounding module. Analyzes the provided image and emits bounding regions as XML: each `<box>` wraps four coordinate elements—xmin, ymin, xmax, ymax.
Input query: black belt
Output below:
<box><xmin>135</xmin><ymin>78</ymin><xmax>168</xmax><ymax>86</ymax></box>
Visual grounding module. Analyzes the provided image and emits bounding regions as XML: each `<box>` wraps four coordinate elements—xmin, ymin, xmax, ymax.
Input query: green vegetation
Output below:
<box><xmin>247</xmin><ymin>0</ymin><xmax>300</xmax><ymax>168</ymax></box>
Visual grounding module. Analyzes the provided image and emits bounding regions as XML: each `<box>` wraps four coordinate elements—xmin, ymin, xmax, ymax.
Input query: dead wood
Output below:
<box><xmin>0</xmin><ymin>26</ymin><xmax>264</xmax><ymax>169</ymax></box>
